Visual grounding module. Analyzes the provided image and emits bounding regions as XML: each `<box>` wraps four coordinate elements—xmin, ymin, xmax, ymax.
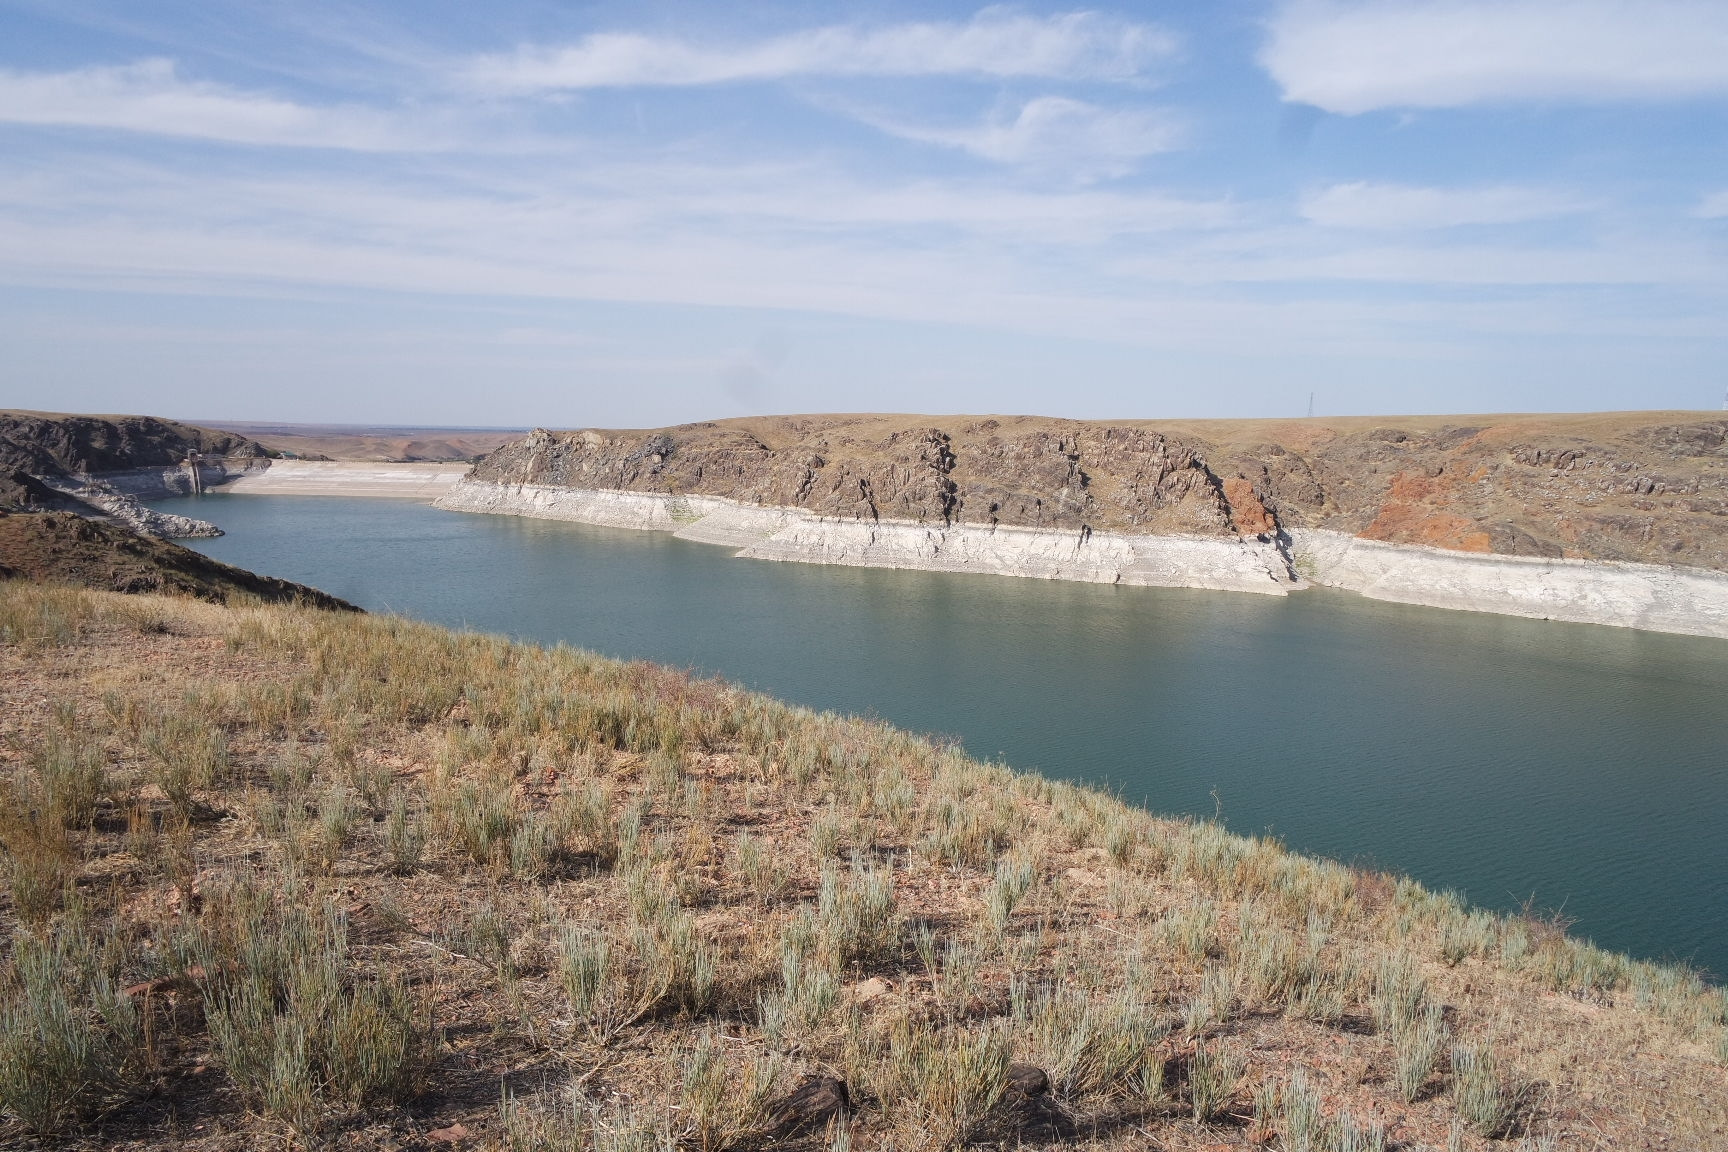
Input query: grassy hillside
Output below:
<box><xmin>0</xmin><ymin>511</ymin><xmax>358</xmax><ymax>610</ymax></box>
<box><xmin>1</xmin><ymin>582</ymin><xmax>1724</xmax><ymax>1151</ymax></box>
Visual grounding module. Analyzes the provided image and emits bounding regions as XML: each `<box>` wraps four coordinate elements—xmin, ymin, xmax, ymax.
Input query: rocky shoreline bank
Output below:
<box><xmin>437</xmin><ymin>476</ymin><xmax>1728</xmax><ymax>639</ymax></box>
<box><xmin>435</xmin><ymin>478</ymin><xmax>1300</xmax><ymax>595</ymax></box>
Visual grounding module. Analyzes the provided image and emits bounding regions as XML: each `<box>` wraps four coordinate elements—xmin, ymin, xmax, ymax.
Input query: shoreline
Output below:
<box><xmin>433</xmin><ymin>477</ymin><xmax>1300</xmax><ymax>596</ymax></box>
<box><xmin>432</xmin><ymin>477</ymin><xmax>1728</xmax><ymax>639</ymax></box>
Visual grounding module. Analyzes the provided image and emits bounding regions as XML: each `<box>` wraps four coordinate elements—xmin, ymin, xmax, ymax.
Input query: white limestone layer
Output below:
<box><xmin>435</xmin><ymin>479</ymin><xmax>1297</xmax><ymax>595</ymax></box>
<box><xmin>1290</xmin><ymin>529</ymin><xmax>1728</xmax><ymax>639</ymax></box>
<box><xmin>738</xmin><ymin>518</ymin><xmax>1297</xmax><ymax>594</ymax></box>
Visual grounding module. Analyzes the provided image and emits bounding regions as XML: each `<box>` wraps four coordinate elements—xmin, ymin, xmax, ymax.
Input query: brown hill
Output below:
<box><xmin>202</xmin><ymin>421</ymin><xmax>526</xmax><ymax>462</ymax></box>
<box><xmin>0</xmin><ymin>510</ymin><xmax>357</xmax><ymax>609</ymax></box>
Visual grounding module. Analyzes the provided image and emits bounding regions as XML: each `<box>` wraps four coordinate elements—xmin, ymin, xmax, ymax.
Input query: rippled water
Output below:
<box><xmin>157</xmin><ymin>493</ymin><xmax>1728</xmax><ymax>976</ymax></box>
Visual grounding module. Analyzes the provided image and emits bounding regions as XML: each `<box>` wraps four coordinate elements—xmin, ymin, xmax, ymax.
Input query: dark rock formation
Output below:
<box><xmin>0</xmin><ymin>411</ymin><xmax>270</xmax><ymax>477</ymax></box>
<box><xmin>0</xmin><ymin>410</ymin><xmax>279</xmax><ymax>539</ymax></box>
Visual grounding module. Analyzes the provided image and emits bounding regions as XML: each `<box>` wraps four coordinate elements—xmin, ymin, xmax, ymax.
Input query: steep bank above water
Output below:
<box><xmin>439</xmin><ymin>412</ymin><xmax>1728</xmax><ymax>637</ymax></box>
<box><xmin>435</xmin><ymin>481</ymin><xmax>1298</xmax><ymax>595</ymax></box>
<box><xmin>0</xmin><ymin>410</ymin><xmax>277</xmax><ymax>537</ymax></box>
<box><xmin>0</xmin><ymin>510</ymin><xmax>358</xmax><ymax>608</ymax></box>
<box><xmin>0</xmin><ymin>412</ymin><xmax>358</xmax><ymax>607</ymax></box>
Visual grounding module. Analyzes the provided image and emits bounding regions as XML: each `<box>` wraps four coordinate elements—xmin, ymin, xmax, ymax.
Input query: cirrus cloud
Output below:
<box><xmin>1262</xmin><ymin>0</ymin><xmax>1728</xmax><ymax>113</ymax></box>
<box><xmin>845</xmin><ymin>96</ymin><xmax>1183</xmax><ymax>179</ymax></box>
<box><xmin>463</xmin><ymin>8</ymin><xmax>1177</xmax><ymax>93</ymax></box>
<box><xmin>1301</xmin><ymin>182</ymin><xmax>1591</xmax><ymax>230</ymax></box>
<box><xmin>0</xmin><ymin>59</ymin><xmax>469</xmax><ymax>150</ymax></box>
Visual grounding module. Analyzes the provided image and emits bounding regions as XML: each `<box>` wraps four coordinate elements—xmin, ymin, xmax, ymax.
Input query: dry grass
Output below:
<box><xmin>0</xmin><ymin>581</ymin><xmax>1725</xmax><ymax>1151</ymax></box>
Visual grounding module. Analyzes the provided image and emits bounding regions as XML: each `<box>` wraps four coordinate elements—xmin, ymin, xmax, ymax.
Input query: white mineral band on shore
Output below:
<box><xmin>1290</xmin><ymin>529</ymin><xmax>1728</xmax><ymax>639</ymax></box>
<box><xmin>434</xmin><ymin>478</ymin><xmax>1728</xmax><ymax>638</ymax></box>
<box><xmin>433</xmin><ymin>478</ymin><xmax>1300</xmax><ymax>595</ymax></box>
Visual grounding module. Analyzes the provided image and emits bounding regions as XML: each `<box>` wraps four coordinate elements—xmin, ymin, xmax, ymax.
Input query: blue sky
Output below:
<box><xmin>1</xmin><ymin>0</ymin><xmax>1725</xmax><ymax>427</ymax></box>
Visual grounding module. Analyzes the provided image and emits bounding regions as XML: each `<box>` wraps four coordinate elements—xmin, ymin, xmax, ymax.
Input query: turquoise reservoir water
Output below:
<box><xmin>157</xmin><ymin>494</ymin><xmax>1728</xmax><ymax>977</ymax></box>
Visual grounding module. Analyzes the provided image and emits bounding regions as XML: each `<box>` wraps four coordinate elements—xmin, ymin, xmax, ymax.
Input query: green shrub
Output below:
<box><xmin>196</xmin><ymin>892</ymin><xmax>435</xmax><ymax>1132</ymax></box>
<box><xmin>0</xmin><ymin>926</ymin><xmax>144</xmax><ymax>1134</ymax></box>
<box><xmin>884</xmin><ymin>1024</ymin><xmax>1009</xmax><ymax>1148</ymax></box>
<box><xmin>1187</xmin><ymin>1038</ymin><xmax>1244</xmax><ymax>1123</ymax></box>
<box><xmin>1392</xmin><ymin>1002</ymin><xmax>1448</xmax><ymax>1102</ymax></box>
<box><xmin>1451</xmin><ymin>1043</ymin><xmax>1514</xmax><ymax>1137</ymax></box>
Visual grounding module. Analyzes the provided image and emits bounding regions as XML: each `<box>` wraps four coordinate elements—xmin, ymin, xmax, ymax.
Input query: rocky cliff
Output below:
<box><xmin>0</xmin><ymin>410</ymin><xmax>277</xmax><ymax>537</ymax></box>
<box><xmin>448</xmin><ymin>411</ymin><xmax>1728</xmax><ymax>636</ymax></box>
<box><xmin>0</xmin><ymin>411</ymin><xmax>359</xmax><ymax>609</ymax></box>
<box><xmin>467</xmin><ymin>412</ymin><xmax>1728</xmax><ymax>573</ymax></box>
<box><xmin>0</xmin><ymin>411</ymin><xmax>269</xmax><ymax>477</ymax></box>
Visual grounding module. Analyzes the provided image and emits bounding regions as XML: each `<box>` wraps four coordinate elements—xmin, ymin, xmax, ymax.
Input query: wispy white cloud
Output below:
<box><xmin>1262</xmin><ymin>0</ymin><xmax>1728</xmax><ymax>113</ymax></box>
<box><xmin>463</xmin><ymin>8</ymin><xmax>1176</xmax><ymax>92</ymax></box>
<box><xmin>0</xmin><ymin>58</ymin><xmax>461</xmax><ymax>149</ymax></box>
<box><xmin>1301</xmin><ymin>182</ymin><xmax>1591</xmax><ymax>229</ymax></box>
<box><xmin>0</xmin><ymin>151</ymin><xmax>1711</xmax><ymax>358</ymax></box>
<box><xmin>1121</xmin><ymin>241</ymin><xmax>1706</xmax><ymax>287</ymax></box>
<box><xmin>1697</xmin><ymin>190</ymin><xmax>1728</xmax><ymax>218</ymax></box>
<box><xmin>0</xmin><ymin>152</ymin><xmax>1238</xmax><ymax>263</ymax></box>
<box><xmin>848</xmin><ymin>96</ymin><xmax>1182</xmax><ymax>178</ymax></box>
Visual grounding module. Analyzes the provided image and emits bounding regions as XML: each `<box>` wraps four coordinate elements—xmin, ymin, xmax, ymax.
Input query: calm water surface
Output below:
<box><xmin>157</xmin><ymin>494</ymin><xmax>1728</xmax><ymax>976</ymax></box>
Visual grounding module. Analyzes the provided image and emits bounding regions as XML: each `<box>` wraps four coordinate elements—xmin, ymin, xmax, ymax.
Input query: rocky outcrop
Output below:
<box><xmin>445</xmin><ymin>412</ymin><xmax>1728</xmax><ymax>638</ymax></box>
<box><xmin>1219</xmin><ymin>417</ymin><xmax>1728</xmax><ymax>572</ymax></box>
<box><xmin>30</xmin><ymin>473</ymin><xmax>227</xmax><ymax>538</ymax></box>
<box><xmin>0</xmin><ymin>411</ymin><xmax>270</xmax><ymax>477</ymax></box>
<box><xmin>0</xmin><ymin>411</ymin><xmax>277</xmax><ymax>538</ymax></box>
<box><xmin>469</xmin><ymin>420</ymin><xmax>1244</xmax><ymax>538</ymax></box>
<box><xmin>0</xmin><ymin>412</ymin><xmax>364</xmax><ymax>610</ymax></box>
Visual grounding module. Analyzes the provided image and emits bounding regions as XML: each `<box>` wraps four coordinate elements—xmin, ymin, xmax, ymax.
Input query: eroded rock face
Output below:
<box><xmin>0</xmin><ymin>412</ymin><xmax>275</xmax><ymax>538</ymax></box>
<box><xmin>474</xmin><ymin>418</ymin><xmax>1243</xmax><ymax>539</ymax></box>
<box><xmin>468</xmin><ymin>412</ymin><xmax>1728</xmax><ymax>574</ymax></box>
<box><xmin>1235</xmin><ymin>419</ymin><xmax>1728</xmax><ymax>570</ymax></box>
<box><xmin>0</xmin><ymin>412</ymin><xmax>268</xmax><ymax>477</ymax></box>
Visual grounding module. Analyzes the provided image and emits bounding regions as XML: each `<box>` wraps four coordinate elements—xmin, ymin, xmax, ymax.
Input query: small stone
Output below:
<box><xmin>1006</xmin><ymin>1063</ymin><xmax>1049</xmax><ymax>1097</ymax></box>
<box><xmin>769</xmin><ymin>1075</ymin><xmax>850</xmax><ymax>1135</ymax></box>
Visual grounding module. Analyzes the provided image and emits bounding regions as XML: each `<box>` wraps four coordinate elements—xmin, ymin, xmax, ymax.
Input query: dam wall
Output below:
<box><xmin>49</xmin><ymin>459</ymin><xmax>275</xmax><ymax>539</ymax></box>
<box><xmin>96</xmin><ymin>458</ymin><xmax>270</xmax><ymax>500</ymax></box>
<box><xmin>218</xmin><ymin>459</ymin><xmax>470</xmax><ymax>499</ymax></box>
